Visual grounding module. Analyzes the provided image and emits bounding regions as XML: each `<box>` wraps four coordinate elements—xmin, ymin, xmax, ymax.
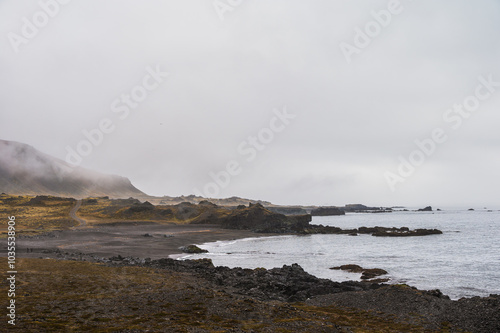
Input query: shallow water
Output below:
<box><xmin>182</xmin><ymin>210</ymin><xmax>500</xmax><ymax>299</ymax></box>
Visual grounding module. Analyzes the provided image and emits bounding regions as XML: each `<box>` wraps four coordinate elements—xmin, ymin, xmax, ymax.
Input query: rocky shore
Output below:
<box><xmin>193</xmin><ymin>203</ymin><xmax>443</xmax><ymax>237</ymax></box>
<box><xmin>1</xmin><ymin>244</ymin><xmax>498</xmax><ymax>332</ymax></box>
<box><xmin>103</xmin><ymin>256</ymin><xmax>500</xmax><ymax>332</ymax></box>
<box><xmin>303</xmin><ymin>225</ymin><xmax>443</xmax><ymax>237</ymax></box>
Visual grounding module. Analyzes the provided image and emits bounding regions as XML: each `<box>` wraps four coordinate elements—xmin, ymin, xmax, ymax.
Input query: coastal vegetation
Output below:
<box><xmin>1</xmin><ymin>257</ymin><xmax>485</xmax><ymax>332</ymax></box>
<box><xmin>0</xmin><ymin>194</ymin><xmax>76</xmax><ymax>235</ymax></box>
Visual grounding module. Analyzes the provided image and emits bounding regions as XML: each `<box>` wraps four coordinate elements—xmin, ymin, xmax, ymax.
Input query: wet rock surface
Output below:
<box><xmin>107</xmin><ymin>257</ymin><xmax>500</xmax><ymax>333</ymax></box>
<box><xmin>303</xmin><ymin>225</ymin><xmax>443</xmax><ymax>237</ymax></box>
<box><xmin>330</xmin><ymin>264</ymin><xmax>390</xmax><ymax>282</ymax></box>
<box><xmin>192</xmin><ymin>203</ymin><xmax>443</xmax><ymax>237</ymax></box>
<box><xmin>193</xmin><ymin>203</ymin><xmax>312</xmax><ymax>233</ymax></box>
<box><xmin>180</xmin><ymin>244</ymin><xmax>209</xmax><ymax>254</ymax></box>
<box><xmin>142</xmin><ymin>258</ymin><xmax>380</xmax><ymax>302</ymax></box>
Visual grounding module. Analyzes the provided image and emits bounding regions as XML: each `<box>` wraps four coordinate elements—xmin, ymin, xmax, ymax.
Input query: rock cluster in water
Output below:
<box><xmin>330</xmin><ymin>264</ymin><xmax>390</xmax><ymax>282</ymax></box>
<box><xmin>310</xmin><ymin>207</ymin><xmax>346</xmax><ymax>216</ymax></box>
<box><xmin>192</xmin><ymin>203</ymin><xmax>443</xmax><ymax>236</ymax></box>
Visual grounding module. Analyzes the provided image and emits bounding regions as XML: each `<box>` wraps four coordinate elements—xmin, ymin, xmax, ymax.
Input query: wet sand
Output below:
<box><xmin>4</xmin><ymin>222</ymin><xmax>273</xmax><ymax>260</ymax></box>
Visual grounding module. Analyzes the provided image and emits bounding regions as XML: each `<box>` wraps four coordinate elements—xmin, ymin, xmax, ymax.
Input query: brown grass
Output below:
<box><xmin>0</xmin><ymin>195</ymin><xmax>76</xmax><ymax>236</ymax></box>
<box><xmin>0</xmin><ymin>257</ymin><xmax>452</xmax><ymax>332</ymax></box>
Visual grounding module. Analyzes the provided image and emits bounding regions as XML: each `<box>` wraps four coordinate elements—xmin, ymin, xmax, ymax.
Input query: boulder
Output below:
<box><xmin>361</xmin><ymin>268</ymin><xmax>388</xmax><ymax>280</ymax></box>
<box><xmin>330</xmin><ymin>264</ymin><xmax>364</xmax><ymax>273</ymax></box>
<box><xmin>127</xmin><ymin>201</ymin><xmax>155</xmax><ymax>213</ymax></box>
<box><xmin>331</xmin><ymin>264</ymin><xmax>389</xmax><ymax>281</ymax></box>
<box><xmin>180</xmin><ymin>245</ymin><xmax>208</xmax><ymax>254</ymax></box>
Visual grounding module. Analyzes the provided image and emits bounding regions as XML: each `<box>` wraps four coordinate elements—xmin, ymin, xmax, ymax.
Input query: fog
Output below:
<box><xmin>1</xmin><ymin>0</ymin><xmax>499</xmax><ymax>208</ymax></box>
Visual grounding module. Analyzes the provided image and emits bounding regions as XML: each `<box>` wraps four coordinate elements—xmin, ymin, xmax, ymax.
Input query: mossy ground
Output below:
<box><xmin>0</xmin><ymin>195</ymin><xmax>76</xmax><ymax>236</ymax></box>
<box><xmin>0</xmin><ymin>257</ymin><xmax>450</xmax><ymax>332</ymax></box>
<box><xmin>77</xmin><ymin>197</ymin><xmax>230</xmax><ymax>225</ymax></box>
<box><xmin>0</xmin><ymin>195</ymin><xmax>229</xmax><ymax>236</ymax></box>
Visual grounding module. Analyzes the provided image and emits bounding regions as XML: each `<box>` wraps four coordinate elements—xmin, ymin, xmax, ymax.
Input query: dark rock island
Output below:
<box><xmin>311</xmin><ymin>207</ymin><xmax>345</xmax><ymax>216</ymax></box>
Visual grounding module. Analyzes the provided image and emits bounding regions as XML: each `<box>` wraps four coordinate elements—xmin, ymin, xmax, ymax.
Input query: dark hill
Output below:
<box><xmin>0</xmin><ymin>139</ymin><xmax>145</xmax><ymax>198</ymax></box>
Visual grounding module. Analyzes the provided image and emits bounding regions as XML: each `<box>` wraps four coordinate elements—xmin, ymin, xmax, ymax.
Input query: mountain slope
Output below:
<box><xmin>0</xmin><ymin>139</ymin><xmax>145</xmax><ymax>198</ymax></box>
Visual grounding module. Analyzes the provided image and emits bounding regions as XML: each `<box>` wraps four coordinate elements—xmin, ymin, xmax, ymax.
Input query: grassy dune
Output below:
<box><xmin>0</xmin><ymin>195</ymin><xmax>77</xmax><ymax>236</ymax></box>
<box><xmin>0</xmin><ymin>195</ymin><xmax>230</xmax><ymax>235</ymax></box>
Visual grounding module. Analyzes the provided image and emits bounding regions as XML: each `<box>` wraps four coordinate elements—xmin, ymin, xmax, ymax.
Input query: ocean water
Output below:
<box><xmin>181</xmin><ymin>210</ymin><xmax>500</xmax><ymax>300</ymax></box>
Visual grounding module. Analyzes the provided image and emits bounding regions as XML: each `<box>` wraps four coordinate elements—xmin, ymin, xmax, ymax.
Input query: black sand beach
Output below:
<box><xmin>11</xmin><ymin>222</ymin><xmax>271</xmax><ymax>260</ymax></box>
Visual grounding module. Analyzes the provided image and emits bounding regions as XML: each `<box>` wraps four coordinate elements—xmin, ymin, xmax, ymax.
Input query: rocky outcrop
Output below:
<box><xmin>221</xmin><ymin>203</ymin><xmax>312</xmax><ymax>233</ymax></box>
<box><xmin>360</xmin><ymin>268</ymin><xmax>388</xmax><ymax>280</ymax></box>
<box><xmin>330</xmin><ymin>264</ymin><xmax>364</xmax><ymax>273</ymax></box>
<box><xmin>266</xmin><ymin>206</ymin><xmax>308</xmax><ymax>215</ymax></box>
<box><xmin>307</xmin><ymin>285</ymin><xmax>500</xmax><ymax>333</ymax></box>
<box><xmin>342</xmin><ymin>204</ymin><xmax>385</xmax><ymax>212</ymax></box>
<box><xmin>191</xmin><ymin>203</ymin><xmax>312</xmax><ymax>234</ymax></box>
<box><xmin>303</xmin><ymin>225</ymin><xmax>443</xmax><ymax>237</ymax></box>
<box><xmin>330</xmin><ymin>265</ymin><xmax>389</xmax><ymax>282</ymax></box>
<box><xmin>143</xmin><ymin>258</ymin><xmax>380</xmax><ymax>302</ymax></box>
<box><xmin>310</xmin><ymin>207</ymin><xmax>345</xmax><ymax>216</ymax></box>
<box><xmin>180</xmin><ymin>245</ymin><xmax>208</xmax><ymax>254</ymax></box>
<box><xmin>188</xmin><ymin>203</ymin><xmax>441</xmax><ymax>237</ymax></box>
<box><xmin>126</xmin><ymin>201</ymin><xmax>155</xmax><ymax>213</ymax></box>
<box><xmin>172</xmin><ymin>202</ymin><xmax>199</xmax><ymax>220</ymax></box>
<box><xmin>371</xmin><ymin>228</ymin><xmax>442</xmax><ymax>237</ymax></box>
<box><xmin>418</xmin><ymin>206</ymin><xmax>433</xmax><ymax>212</ymax></box>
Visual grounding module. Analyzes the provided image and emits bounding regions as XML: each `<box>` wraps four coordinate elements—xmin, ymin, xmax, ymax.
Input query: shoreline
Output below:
<box><xmin>2</xmin><ymin>222</ymin><xmax>282</xmax><ymax>260</ymax></box>
<box><xmin>1</xmin><ymin>221</ymin><xmax>499</xmax><ymax>332</ymax></box>
<box><xmin>2</xmin><ymin>220</ymin><xmax>496</xmax><ymax>300</ymax></box>
<box><xmin>2</xmin><ymin>256</ymin><xmax>498</xmax><ymax>332</ymax></box>
<box><xmin>184</xmin><ymin>231</ymin><xmax>498</xmax><ymax>301</ymax></box>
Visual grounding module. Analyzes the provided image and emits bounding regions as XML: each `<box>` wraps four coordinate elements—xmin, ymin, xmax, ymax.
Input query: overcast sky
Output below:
<box><xmin>1</xmin><ymin>0</ymin><xmax>499</xmax><ymax>208</ymax></box>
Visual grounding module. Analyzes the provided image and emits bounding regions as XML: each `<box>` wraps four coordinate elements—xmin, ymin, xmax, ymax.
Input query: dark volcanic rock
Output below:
<box><xmin>342</xmin><ymin>204</ymin><xmax>383</xmax><ymax>212</ymax></box>
<box><xmin>175</xmin><ymin>202</ymin><xmax>200</xmax><ymax>219</ymax></box>
<box><xmin>361</xmin><ymin>268</ymin><xmax>388</xmax><ymax>280</ymax></box>
<box><xmin>311</xmin><ymin>207</ymin><xmax>346</xmax><ymax>216</ymax></box>
<box><xmin>102</xmin><ymin>256</ymin><xmax>499</xmax><ymax>332</ymax></box>
<box><xmin>145</xmin><ymin>259</ymin><xmax>379</xmax><ymax>302</ymax></box>
<box><xmin>372</xmin><ymin>228</ymin><xmax>442</xmax><ymax>237</ymax></box>
<box><xmin>330</xmin><ymin>264</ymin><xmax>364</xmax><ymax>273</ymax></box>
<box><xmin>198</xmin><ymin>200</ymin><xmax>218</xmax><ymax>208</ymax></box>
<box><xmin>304</xmin><ymin>225</ymin><xmax>443</xmax><ymax>237</ymax></box>
<box><xmin>187</xmin><ymin>202</ymin><xmax>440</xmax><ymax>237</ymax></box>
<box><xmin>330</xmin><ymin>265</ymin><xmax>388</xmax><ymax>281</ymax></box>
<box><xmin>179</xmin><ymin>245</ymin><xmax>208</xmax><ymax>254</ymax></box>
<box><xmin>418</xmin><ymin>206</ymin><xmax>433</xmax><ymax>212</ymax></box>
<box><xmin>220</xmin><ymin>203</ymin><xmax>312</xmax><ymax>233</ymax></box>
<box><xmin>266</xmin><ymin>206</ymin><xmax>308</xmax><ymax>215</ymax></box>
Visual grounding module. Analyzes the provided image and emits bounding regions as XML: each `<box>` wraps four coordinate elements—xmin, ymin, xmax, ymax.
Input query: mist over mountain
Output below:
<box><xmin>0</xmin><ymin>140</ymin><xmax>145</xmax><ymax>198</ymax></box>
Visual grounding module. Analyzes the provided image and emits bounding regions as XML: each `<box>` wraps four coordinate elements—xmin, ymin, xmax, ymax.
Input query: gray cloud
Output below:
<box><xmin>1</xmin><ymin>0</ymin><xmax>499</xmax><ymax>208</ymax></box>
